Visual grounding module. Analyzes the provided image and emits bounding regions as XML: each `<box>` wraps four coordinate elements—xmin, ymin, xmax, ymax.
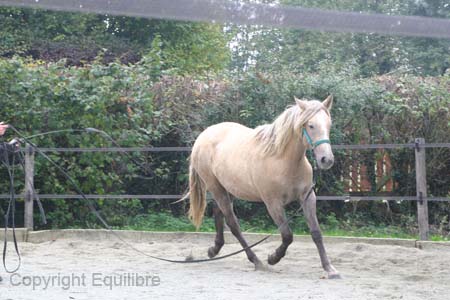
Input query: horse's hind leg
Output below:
<box><xmin>265</xmin><ymin>202</ymin><xmax>293</xmax><ymax>265</ymax></box>
<box><xmin>207</xmin><ymin>204</ymin><xmax>225</xmax><ymax>258</ymax></box>
<box><xmin>209</xmin><ymin>184</ymin><xmax>265</xmax><ymax>270</ymax></box>
<box><xmin>303</xmin><ymin>191</ymin><xmax>341</xmax><ymax>279</ymax></box>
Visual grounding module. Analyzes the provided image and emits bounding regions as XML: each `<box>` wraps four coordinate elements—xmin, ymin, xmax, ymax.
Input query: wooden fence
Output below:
<box><xmin>1</xmin><ymin>139</ymin><xmax>449</xmax><ymax>241</ymax></box>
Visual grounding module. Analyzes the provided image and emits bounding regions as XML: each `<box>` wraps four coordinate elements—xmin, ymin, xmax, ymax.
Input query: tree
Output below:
<box><xmin>0</xmin><ymin>7</ymin><xmax>230</xmax><ymax>74</ymax></box>
<box><xmin>229</xmin><ymin>0</ymin><xmax>450</xmax><ymax>76</ymax></box>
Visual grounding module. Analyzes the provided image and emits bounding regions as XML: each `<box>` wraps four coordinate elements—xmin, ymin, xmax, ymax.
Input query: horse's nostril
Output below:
<box><xmin>321</xmin><ymin>156</ymin><xmax>326</xmax><ymax>164</ymax></box>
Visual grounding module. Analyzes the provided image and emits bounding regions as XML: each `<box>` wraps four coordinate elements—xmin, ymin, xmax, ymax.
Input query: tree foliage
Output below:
<box><xmin>230</xmin><ymin>0</ymin><xmax>450</xmax><ymax>76</ymax></box>
<box><xmin>0</xmin><ymin>7</ymin><xmax>230</xmax><ymax>73</ymax></box>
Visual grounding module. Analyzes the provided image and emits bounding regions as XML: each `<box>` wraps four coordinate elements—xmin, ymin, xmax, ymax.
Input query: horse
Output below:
<box><xmin>185</xmin><ymin>95</ymin><xmax>340</xmax><ymax>279</ymax></box>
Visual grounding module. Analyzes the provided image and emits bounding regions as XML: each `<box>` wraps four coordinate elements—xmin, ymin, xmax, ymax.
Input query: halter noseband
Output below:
<box><xmin>302</xmin><ymin>127</ymin><xmax>330</xmax><ymax>150</ymax></box>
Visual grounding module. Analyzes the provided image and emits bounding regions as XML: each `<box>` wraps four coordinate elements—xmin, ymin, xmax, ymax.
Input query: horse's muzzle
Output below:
<box><xmin>319</xmin><ymin>156</ymin><xmax>334</xmax><ymax>170</ymax></box>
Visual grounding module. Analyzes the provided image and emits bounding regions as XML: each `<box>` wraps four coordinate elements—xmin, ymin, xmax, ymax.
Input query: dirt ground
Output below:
<box><xmin>1</xmin><ymin>234</ymin><xmax>450</xmax><ymax>300</ymax></box>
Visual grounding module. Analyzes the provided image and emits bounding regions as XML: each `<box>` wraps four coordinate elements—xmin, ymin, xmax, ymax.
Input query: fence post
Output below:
<box><xmin>24</xmin><ymin>143</ymin><xmax>35</xmax><ymax>230</ymax></box>
<box><xmin>414</xmin><ymin>138</ymin><xmax>429</xmax><ymax>240</ymax></box>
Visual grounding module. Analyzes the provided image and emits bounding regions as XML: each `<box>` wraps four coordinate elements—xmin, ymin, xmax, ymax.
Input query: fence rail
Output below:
<box><xmin>1</xmin><ymin>194</ymin><xmax>449</xmax><ymax>202</ymax></box>
<box><xmin>26</xmin><ymin>143</ymin><xmax>450</xmax><ymax>152</ymax></box>
<box><xmin>1</xmin><ymin>140</ymin><xmax>449</xmax><ymax>240</ymax></box>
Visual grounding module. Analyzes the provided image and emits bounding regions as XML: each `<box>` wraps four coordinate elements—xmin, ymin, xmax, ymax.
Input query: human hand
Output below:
<box><xmin>0</xmin><ymin>122</ymin><xmax>8</xmax><ymax>136</ymax></box>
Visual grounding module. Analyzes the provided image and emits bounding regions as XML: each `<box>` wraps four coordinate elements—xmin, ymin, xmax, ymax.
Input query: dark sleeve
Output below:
<box><xmin>0</xmin><ymin>142</ymin><xmax>19</xmax><ymax>164</ymax></box>
<box><xmin>0</xmin><ymin>142</ymin><xmax>6</xmax><ymax>164</ymax></box>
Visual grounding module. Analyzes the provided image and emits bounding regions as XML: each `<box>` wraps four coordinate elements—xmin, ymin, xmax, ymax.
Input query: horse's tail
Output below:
<box><xmin>187</xmin><ymin>164</ymin><xmax>207</xmax><ymax>229</ymax></box>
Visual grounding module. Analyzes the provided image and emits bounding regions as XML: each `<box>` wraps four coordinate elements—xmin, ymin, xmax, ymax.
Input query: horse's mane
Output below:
<box><xmin>254</xmin><ymin>100</ymin><xmax>328</xmax><ymax>156</ymax></box>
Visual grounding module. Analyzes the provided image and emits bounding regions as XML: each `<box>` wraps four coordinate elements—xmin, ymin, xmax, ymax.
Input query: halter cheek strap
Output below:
<box><xmin>302</xmin><ymin>128</ymin><xmax>330</xmax><ymax>149</ymax></box>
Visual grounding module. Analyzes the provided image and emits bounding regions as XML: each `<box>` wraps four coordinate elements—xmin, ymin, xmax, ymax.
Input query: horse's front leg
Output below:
<box><xmin>265</xmin><ymin>202</ymin><xmax>293</xmax><ymax>265</ymax></box>
<box><xmin>302</xmin><ymin>191</ymin><xmax>341</xmax><ymax>279</ymax></box>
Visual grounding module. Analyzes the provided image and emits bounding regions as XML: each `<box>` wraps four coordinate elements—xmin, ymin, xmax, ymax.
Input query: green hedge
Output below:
<box><xmin>0</xmin><ymin>57</ymin><xmax>449</xmax><ymax>234</ymax></box>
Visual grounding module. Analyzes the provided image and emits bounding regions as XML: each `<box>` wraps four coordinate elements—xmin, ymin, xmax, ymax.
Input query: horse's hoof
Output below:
<box><xmin>207</xmin><ymin>246</ymin><xmax>217</xmax><ymax>258</ymax></box>
<box><xmin>268</xmin><ymin>253</ymin><xmax>281</xmax><ymax>265</ymax></box>
<box><xmin>253</xmin><ymin>257</ymin><xmax>268</xmax><ymax>271</ymax></box>
<box><xmin>254</xmin><ymin>261</ymin><xmax>269</xmax><ymax>271</ymax></box>
<box><xmin>328</xmin><ymin>272</ymin><xmax>342</xmax><ymax>279</ymax></box>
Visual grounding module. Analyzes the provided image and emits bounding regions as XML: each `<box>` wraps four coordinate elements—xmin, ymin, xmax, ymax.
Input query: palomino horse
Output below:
<box><xmin>186</xmin><ymin>95</ymin><xmax>340</xmax><ymax>279</ymax></box>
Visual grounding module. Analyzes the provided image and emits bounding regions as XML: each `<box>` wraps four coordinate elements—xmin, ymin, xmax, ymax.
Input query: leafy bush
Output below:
<box><xmin>0</xmin><ymin>56</ymin><xmax>449</xmax><ymax>235</ymax></box>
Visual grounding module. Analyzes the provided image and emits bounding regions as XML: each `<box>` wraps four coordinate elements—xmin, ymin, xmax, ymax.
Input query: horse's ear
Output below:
<box><xmin>322</xmin><ymin>95</ymin><xmax>333</xmax><ymax>110</ymax></box>
<box><xmin>295</xmin><ymin>97</ymin><xmax>307</xmax><ymax>110</ymax></box>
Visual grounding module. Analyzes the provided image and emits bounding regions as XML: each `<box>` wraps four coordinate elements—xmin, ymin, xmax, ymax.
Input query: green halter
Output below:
<box><xmin>302</xmin><ymin>128</ymin><xmax>330</xmax><ymax>149</ymax></box>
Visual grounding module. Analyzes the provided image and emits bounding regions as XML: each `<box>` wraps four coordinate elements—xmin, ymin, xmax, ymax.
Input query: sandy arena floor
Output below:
<box><xmin>1</xmin><ymin>233</ymin><xmax>450</xmax><ymax>300</ymax></box>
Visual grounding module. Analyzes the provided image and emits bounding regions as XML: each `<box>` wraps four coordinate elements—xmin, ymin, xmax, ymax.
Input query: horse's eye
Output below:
<box><xmin>309</xmin><ymin>125</ymin><xmax>314</xmax><ymax>129</ymax></box>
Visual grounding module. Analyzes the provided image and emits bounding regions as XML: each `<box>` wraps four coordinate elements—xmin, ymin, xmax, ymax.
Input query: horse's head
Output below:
<box><xmin>295</xmin><ymin>95</ymin><xmax>334</xmax><ymax>170</ymax></box>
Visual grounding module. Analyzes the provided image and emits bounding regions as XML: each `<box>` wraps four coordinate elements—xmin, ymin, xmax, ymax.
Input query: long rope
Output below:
<box><xmin>1</xmin><ymin>142</ymin><xmax>21</xmax><ymax>273</ymax></box>
<box><xmin>84</xmin><ymin>128</ymin><xmax>153</xmax><ymax>176</ymax></box>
